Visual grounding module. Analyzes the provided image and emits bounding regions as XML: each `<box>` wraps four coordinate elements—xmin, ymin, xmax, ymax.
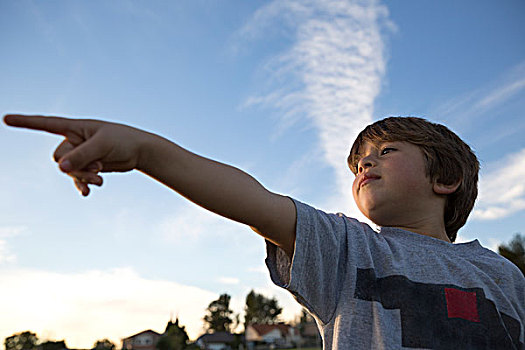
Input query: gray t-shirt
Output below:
<box><xmin>266</xmin><ymin>199</ymin><xmax>525</xmax><ymax>349</ymax></box>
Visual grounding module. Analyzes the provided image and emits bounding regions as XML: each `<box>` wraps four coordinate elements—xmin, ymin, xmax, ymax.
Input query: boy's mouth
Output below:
<box><xmin>359</xmin><ymin>173</ymin><xmax>381</xmax><ymax>188</ymax></box>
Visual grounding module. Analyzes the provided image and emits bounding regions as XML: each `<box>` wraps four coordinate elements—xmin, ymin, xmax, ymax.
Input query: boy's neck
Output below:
<box><xmin>386</xmin><ymin>201</ymin><xmax>452</xmax><ymax>243</ymax></box>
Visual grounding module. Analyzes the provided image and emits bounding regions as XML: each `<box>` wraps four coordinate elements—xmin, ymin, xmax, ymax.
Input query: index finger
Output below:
<box><xmin>3</xmin><ymin>114</ymin><xmax>80</xmax><ymax>136</ymax></box>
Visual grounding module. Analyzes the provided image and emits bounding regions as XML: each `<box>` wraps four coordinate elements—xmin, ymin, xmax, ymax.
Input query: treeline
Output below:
<box><xmin>4</xmin><ymin>332</ymin><xmax>115</xmax><ymax>350</ymax></box>
<box><xmin>4</xmin><ymin>289</ymin><xmax>308</xmax><ymax>350</ymax></box>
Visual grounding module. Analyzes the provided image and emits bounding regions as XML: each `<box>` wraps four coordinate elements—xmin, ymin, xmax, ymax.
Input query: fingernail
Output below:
<box><xmin>59</xmin><ymin>160</ymin><xmax>72</xmax><ymax>172</ymax></box>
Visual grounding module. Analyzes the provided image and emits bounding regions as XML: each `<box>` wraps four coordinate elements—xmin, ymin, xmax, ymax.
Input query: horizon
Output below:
<box><xmin>6</xmin><ymin>307</ymin><xmax>309</xmax><ymax>348</ymax></box>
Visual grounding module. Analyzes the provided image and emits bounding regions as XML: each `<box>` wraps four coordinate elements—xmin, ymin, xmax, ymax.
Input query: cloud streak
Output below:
<box><xmin>239</xmin><ymin>0</ymin><xmax>393</xmax><ymax>213</ymax></box>
<box><xmin>0</xmin><ymin>226</ymin><xmax>26</xmax><ymax>264</ymax></box>
<box><xmin>218</xmin><ymin>276</ymin><xmax>240</xmax><ymax>285</ymax></box>
<box><xmin>472</xmin><ymin>148</ymin><xmax>525</xmax><ymax>220</ymax></box>
<box><xmin>434</xmin><ymin>60</ymin><xmax>525</xmax><ymax>133</ymax></box>
<box><xmin>158</xmin><ymin>202</ymin><xmax>241</xmax><ymax>243</ymax></box>
<box><xmin>0</xmin><ymin>240</ymin><xmax>16</xmax><ymax>264</ymax></box>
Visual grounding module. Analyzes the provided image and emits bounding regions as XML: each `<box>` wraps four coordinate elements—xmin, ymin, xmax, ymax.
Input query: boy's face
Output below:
<box><xmin>351</xmin><ymin>141</ymin><xmax>438</xmax><ymax>228</ymax></box>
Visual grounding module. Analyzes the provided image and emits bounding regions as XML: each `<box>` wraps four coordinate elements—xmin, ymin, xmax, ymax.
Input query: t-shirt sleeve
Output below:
<box><xmin>265</xmin><ymin>198</ymin><xmax>355</xmax><ymax>324</ymax></box>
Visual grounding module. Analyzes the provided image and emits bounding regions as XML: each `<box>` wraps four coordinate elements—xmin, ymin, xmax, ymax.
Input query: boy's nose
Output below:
<box><xmin>358</xmin><ymin>155</ymin><xmax>376</xmax><ymax>173</ymax></box>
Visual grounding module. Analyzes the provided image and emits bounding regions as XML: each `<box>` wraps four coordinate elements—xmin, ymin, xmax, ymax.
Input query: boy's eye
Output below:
<box><xmin>380</xmin><ymin>147</ymin><xmax>396</xmax><ymax>155</ymax></box>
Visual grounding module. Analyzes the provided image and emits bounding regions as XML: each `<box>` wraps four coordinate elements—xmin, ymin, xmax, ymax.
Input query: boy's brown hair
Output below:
<box><xmin>348</xmin><ymin>117</ymin><xmax>479</xmax><ymax>242</ymax></box>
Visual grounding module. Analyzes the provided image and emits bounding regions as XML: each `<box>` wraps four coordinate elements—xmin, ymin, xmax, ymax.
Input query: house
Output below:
<box><xmin>195</xmin><ymin>331</ymin><xmax>240</xmax><ymax>350</ymax></box>
<box><xmin>245</xmin><ymin>323</ymin><xmax>300</xmax><ymax>348</ymax></box>
<box><xmin>121</xmin><ymin>330</ymin><xmax>162</xmax><ymax>350</ymax></box>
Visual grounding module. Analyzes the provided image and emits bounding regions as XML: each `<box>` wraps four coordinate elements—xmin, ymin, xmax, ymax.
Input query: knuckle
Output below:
<box><xmin>54</xmin><ymin>141</ymin><xmax>73</xmax><ymax>162</ymax></box>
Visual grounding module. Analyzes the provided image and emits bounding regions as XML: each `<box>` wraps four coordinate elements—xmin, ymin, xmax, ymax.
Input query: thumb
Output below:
<box><xmin>58</xmin><ymin>133</ymin><xmax>107</xmax><ymax>172</ymax></box>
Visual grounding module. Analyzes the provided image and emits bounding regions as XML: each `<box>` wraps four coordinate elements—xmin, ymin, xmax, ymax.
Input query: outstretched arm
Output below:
<box><xmin>4</xmin><ymin>114</ymin><xmax>297</xmax><ymax>257</ymax></box>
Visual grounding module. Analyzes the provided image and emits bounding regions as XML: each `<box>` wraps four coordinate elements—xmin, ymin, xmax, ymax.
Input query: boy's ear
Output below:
<box><xmin>433</xmin><ymin>179</ymin><xmax>461</xmax><ymax>195</ymax></box>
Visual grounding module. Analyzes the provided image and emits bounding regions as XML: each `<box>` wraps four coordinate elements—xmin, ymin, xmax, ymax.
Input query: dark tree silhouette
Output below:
<box><xmin>5</xmin><ymin>331</ymin><xmax>38</xmax><ymax>350</ymax></box>
<box><xmin>156</xmin><ymin>318</ymin><xmax>189</xmax><ymax>350</ymax></box>
<box><xmin>41</xmin><ymin>340</ymin><xmax>67</xmax><ymax>350</ymax></box>
<box><xmin>244</xmin><ymin>290</ymin><xmax>282</xmax><ymax>327</ymax></box>
<box><xmin>92</xmin><ymin>339</ymin><xmax>115</xmax><ymax>350</ymax></box>
<box><xmin>498</xmin><ymin>233</ymin><xmax>525</xmax><ymax>275</ymax></box>
<box><xmin>203</xmin><ymin>293</ymin><xmax>234</xmax><ymax>333</ymax></box>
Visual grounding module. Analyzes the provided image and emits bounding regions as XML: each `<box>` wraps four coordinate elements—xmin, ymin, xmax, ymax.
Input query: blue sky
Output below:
<box><xmin>1</xmin><ymin>0</ymin><xmax>524</xmax><ymax>347</ymax></box>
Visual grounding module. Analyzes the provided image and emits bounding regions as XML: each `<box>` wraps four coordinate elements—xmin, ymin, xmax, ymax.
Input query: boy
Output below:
<box><xmin>4</xmin><ymin>114</ymin><xmax>524</xmax><ymax>349</ymax></box>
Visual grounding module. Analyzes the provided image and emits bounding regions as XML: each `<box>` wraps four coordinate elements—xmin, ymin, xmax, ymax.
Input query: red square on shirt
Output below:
<box><xmin>445</xmin><ymin>288</ymin><xmax>480</xmax><ymax>322</ymax></box>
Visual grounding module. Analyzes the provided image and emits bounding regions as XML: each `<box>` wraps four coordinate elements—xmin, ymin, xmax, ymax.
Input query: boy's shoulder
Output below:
<box><xmin>294</xmin><ymin>199</ymin><xmax>521</xmax><ymax>276</ymax></box>
<box><xmin>463</xmin><ymin>240</ymin><xmax>521</xmax><ymax>269</ymax></box>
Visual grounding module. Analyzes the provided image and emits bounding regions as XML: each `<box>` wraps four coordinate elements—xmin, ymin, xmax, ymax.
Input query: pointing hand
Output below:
<box><xmin>4</xmin><ymin>114</ymin><xmax>151</xmax><ymax>196</ymax></box>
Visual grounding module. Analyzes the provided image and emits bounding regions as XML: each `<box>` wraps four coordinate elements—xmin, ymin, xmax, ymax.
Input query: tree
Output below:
<box><xmin>41</xmin><ymin>341</ymin><xmax>67</xmax><ymax>350</ymax></box>
<box><xmin>156</xmin><ymin>319</ymin><xmax>190</xmax><ymax>350</ymax></box>
<box><xmin>5</xmin><ymin>331</ymin><xmax>38</xmax><ymax>350</ymax></box>
<box><xmin>299</xmin><ymin>308</ymin><xmax>314</xmax><ymax>326</ymax></box>
<box><xmin>92</xmin><ymin>339</ymin><xmax>115</xmax><ymax>350</ymax></box>
<box><xmin>203</xmin><ymin>293</ymin><xmax>234</xmax><ymax>333</ymax></box>
<box><xmin>244</xmin><ymin>290</ymin><xmax>282</xmax><ymax>327</ymax></box>
<box><xmin>498</xmin><ymin>233</ymin><xmax>525</xmax><ymax>276</ymax></box>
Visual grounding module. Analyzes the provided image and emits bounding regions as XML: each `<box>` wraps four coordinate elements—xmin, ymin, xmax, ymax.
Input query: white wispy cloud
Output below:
<box><xmin>0</xmin><ymin>225</ymin><xmax>26</xmax><ymax>264</ymax></box>
<box><xmin>0</xmin><ymin>241</ymin><xmax>16</xmax><ymax>264</ymax></box>
<box><xmin>217</xmin><ymin>276</ymin><xmax>240</xmax><ymax>285</ymax></box>
<box><xmin>238</xmin><ymin>0</ymin><xmax>393</xmax><ymax>214</ymax></box>
<box><xmin>434</xmin><ymin>61</ymin><xmax>525</xmax><ymax>133</ymax></box>
<box><xmin>158</xmin><ymin>202</ymin><xmax>241</xmax><ymax>243</ymax></box>
<box><xmin>0</xmin><ymin>267</ymin><xmax>217</xmax><ymax>348</ymax></box>
<box><xmin>0</xmin><ymin>225</ymin><xmax>27</xmax><ymax>238</ymax></box>
<box><xmin>472</xmin><ymin>148</ymin><xmax>525</xmax><ymax>220</ymax></box>
<box><xmin>475</xmin><ymin>77</ymin><xmax>525</xmax><ymax>110</ymax></box>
